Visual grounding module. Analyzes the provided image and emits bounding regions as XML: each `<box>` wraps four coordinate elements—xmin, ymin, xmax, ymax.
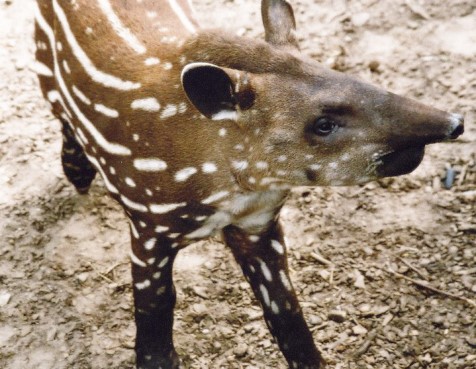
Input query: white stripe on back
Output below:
<box><xmin>52</xmin><ymin>0</ymin><xmax>141</xmax><ymax>91</ymax></box>
<box><xmin>167</xmin><ymin>0</ymin><xmax>197</xmax><ymax>34</ymax></box>
<box><xmin>35</xmin><ymin>3</ymin><xmax>132</xmax><ymax>156</ymax></box>
<box><xmin>97</xmin><ymin>0</ymin><xmax>147</xmax><ymax>54</ymax></box>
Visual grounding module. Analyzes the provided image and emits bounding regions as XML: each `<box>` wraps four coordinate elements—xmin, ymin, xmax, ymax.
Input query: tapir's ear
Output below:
<box><xmin>181</xmin><ymin>63</ymin><xmax>255</xmax><ymax>121</ymax></box>
<box><xmin>261</xmin><ymin>0</ymin><xmax>299</xmax><ymax>50</ymax></box>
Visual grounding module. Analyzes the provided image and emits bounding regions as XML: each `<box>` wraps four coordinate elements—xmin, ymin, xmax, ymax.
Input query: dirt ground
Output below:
<box><xmin>1</xmin><ymin>0</ymin><xmax>475</xmax><ymax>368</ymax></box>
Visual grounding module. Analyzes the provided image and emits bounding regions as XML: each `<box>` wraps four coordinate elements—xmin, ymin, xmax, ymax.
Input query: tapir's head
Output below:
<box><xmin>181</xmin><ymin>0</ymin><xmax>464</xmax><ymax>189</ymax></box>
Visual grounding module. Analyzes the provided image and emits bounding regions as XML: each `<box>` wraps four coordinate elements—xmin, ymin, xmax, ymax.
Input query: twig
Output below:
<box><xmin>104</xmin><ymin>261</ymin><xmax>129</xmax><ymax>275</ymax></box>
<box><xmin>87</xmin><ymin>261</ymin><xmax>115</xmax><ymax>283</ymax></box>
<box><xmin>310</xmin><ymin>252</ymin><xmax>333</xmax><ymax>266</ymax></box>
<box><xmin>310</xmin><ymin>321</ymin><xmax>328</xmax><ymax>332</ymax></box>
<box><xmin>386</xmin><ymin>267</ymin><xmax>476</xmax><ymax>308</ymax></box>
<box><xmin>395</xmin><ymin>255</ymin><xmax>428</xmax><ymax>280</ymax></box>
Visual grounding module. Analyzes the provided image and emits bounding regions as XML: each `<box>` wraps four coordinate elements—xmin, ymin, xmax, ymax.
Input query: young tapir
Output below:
<box><xmin>33</xmin><ymin>0</ymin><xmax>464</xmax><ymax>368</ymax></box>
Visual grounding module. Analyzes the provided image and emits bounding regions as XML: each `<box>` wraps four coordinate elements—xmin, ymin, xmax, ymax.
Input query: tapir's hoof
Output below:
<box><xmin>137</xmin><ymin>351</ymin><xmax>180</xmax><ymax>369</ymax></box>
<box><xmin>75</xmin><ymin>186</ymin><xmax>91</xmax><ymax>195</ymax></box>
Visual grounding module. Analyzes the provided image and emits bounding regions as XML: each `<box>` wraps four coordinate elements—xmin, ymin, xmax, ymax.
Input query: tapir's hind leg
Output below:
<box><xmin>60</xmin><ymin>119</ymin><xmax>97</xmax><ymax>194</ymax></box>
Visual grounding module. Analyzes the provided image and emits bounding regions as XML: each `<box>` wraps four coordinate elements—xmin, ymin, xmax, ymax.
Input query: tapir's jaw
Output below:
<box><xmin>376</xmin><ymin>146</ymin><xmax>425</xmax><ymax>177</ymax></box>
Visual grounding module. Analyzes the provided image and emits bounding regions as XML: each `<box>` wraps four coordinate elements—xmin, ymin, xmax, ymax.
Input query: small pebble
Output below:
<box><xmin>368</xmin><ymin>60</ymin><xmax>380</xmax><ymax>72</ymax></box>
<box><xmin>328</xmin><ymin>309</ymin><xmax>347</xmax><ymax>323</ymax></box>
<box><xmin>0</xmin><ymin>291</ymin><xmax>11</xmax><ymax>306</ymax></box>
<box><xmin>233</xmin><ymin>343</ymin><xmax>248</xmax><ymax>357</ymax></box>
<box><xmin>352</xmin><ymin>324</ymin><xmax>368</xmax><ymax>335</ymax></box>
<box><xmin>351</xmin><ymin>12</ymin><xmax>370</xmax><ymax>27</ymax></box>
<box><xmin>309</xmin><ymin>314</ymin><xmax>323</xmax><ymax>326</ymax></box>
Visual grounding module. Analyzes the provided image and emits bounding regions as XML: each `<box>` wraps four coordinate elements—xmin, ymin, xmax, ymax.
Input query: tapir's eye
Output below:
<box><xmin>312</xmin><ymin>117</ymin><xmax>337</xmax><ymax>136</ymax></box>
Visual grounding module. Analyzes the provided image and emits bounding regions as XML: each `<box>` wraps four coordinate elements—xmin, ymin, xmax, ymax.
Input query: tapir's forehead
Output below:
<box><xmin>266</xmin><ymin>60</ymin><xmax>392</xmax><ymax>111</ymax></box>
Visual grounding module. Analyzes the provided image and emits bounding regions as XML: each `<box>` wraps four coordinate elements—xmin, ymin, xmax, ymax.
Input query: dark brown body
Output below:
<box><xmin>33</xmin><ymin>1</ymin><xmax>463</xmax><ymax>368</ymax></box>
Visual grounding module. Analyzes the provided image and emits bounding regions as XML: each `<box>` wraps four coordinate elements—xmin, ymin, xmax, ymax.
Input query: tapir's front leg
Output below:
<box><xmin>129</xmin><ymin>222</ymin><xmax>181</xmax><ymax>369</ymax></box>
<box><xmin>223</xmin><ymin>221</ymin><xmax>325</xmax><ymax>369</ymax></box>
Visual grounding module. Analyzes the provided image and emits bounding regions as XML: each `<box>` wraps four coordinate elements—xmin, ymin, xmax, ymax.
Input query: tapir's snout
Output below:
<box><xmin>448</xmin><ymin>113</ymin><xmax>465</xmax><ymax>139</ymax></box>
<box><xmin>373</xmin><ymin>92</ymin><xmax>465</xmax><ymax>178</ymax></box>
<box><xmin>374</xmin><ymin>90</ymin><xmax>465</xmax><ymax>147</ymax></box>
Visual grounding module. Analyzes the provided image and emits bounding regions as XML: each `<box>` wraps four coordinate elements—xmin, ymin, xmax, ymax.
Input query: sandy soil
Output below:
<box><xmin>0</xmin><ymin>0</ymin><xmax>475</xmax><ymax>368</ymax></box>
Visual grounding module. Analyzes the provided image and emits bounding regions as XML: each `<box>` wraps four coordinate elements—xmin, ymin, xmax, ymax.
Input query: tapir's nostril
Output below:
<box><xmin>449</xmin><ymin>113</ymin><xmax>464</xmax><ymax>139</ymax></box>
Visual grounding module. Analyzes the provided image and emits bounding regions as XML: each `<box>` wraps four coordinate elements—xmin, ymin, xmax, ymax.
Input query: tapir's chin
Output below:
<box><xmin>376</xmin><ymin>146</ymin><xmax>425</xmax><ymax>177</ymax></box>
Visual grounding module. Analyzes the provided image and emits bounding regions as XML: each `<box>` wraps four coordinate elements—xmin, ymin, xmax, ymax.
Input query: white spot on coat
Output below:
<box><xmin>256</xmin><ymin>161</ymin><xmax>269</xmax><ymax>170</ymax></box>
<box><xmin>256</xmin><ymin>258</ymin><xmax>273</xmax><ymax>282</ymax></box>
<box><xmin>279</xmin><ymin>270</ymin><xmax>292</xmax><ymax>291</ymax></box>
<box><xmin>175</xmin><ymin>167</ymin><xmax>197</xmax><ymax>182</ymax></box>
<box><xmin>160</xmin><ymin>104</ymin><xmax>178</xmax><ymax>119</ymax></box>
<box><xmin>271</xmin><ymin>240</ymin><xmax>284</xmax><ymax>255</ymax></box>
<box><xmin>144</xmin><ymin>238</ymin><xmax>157</xmax><ymax>251</ymax></box>
<box><xmin>131</xmin><ymin>98</ymin><xmax>161</xmax><ymax>112</ymax></box>
<box><xmin>145</xmin><ymin>57</ymin><xmax>160</xmax><ymax>66</ymax></box>
<box><xmin>158</xmin><ymin>257</ymin><xmax>170</xmax><ymax>268</ymax></box>
<box><xmin>218</xmin><ymin>128</ymin><xmax>227</xmax><ymax>137</ymax></box>
<box><xmin>154</xmin><ymin>225</ymin><xmax>169</xmax><ymax>233</ymax></box>
<box><xmin>202</xmin><ymin>162</ymin><xmax>217</xmax><ymax>173</ymax></box>
<box><xmin>94</xmin><ymin>103</ymin><xmax>119</xmax><ymax>118</ymax></box>
<box><xmin>125</xmin><ymin>177</ymin><xmax>136</xmax><ymax>187</ymax></box>
<box><xmin>135</xmin><ymin>279</ymin><xmax>151</xmax><ymax>290</ymax></box>
<box><xmin>149</xmin><ymin>202</ymin><xmax>186</xmax><ymax>214</ymax></box>
<box><xmin>259</xmin><ymin>284</ymin><xmax>270</xmax><ymax>307</ymax></box>
<box><xmin>133</xmin><ymin>158</ymin><xmax>167</xmax><ymax>172</ymax></box>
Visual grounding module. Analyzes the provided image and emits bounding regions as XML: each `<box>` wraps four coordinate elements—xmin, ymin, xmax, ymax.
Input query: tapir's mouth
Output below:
<box><xmin>376</xmin><ymin>146</ymin><xmax>425</xmax><ymax>177</ymax></box>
